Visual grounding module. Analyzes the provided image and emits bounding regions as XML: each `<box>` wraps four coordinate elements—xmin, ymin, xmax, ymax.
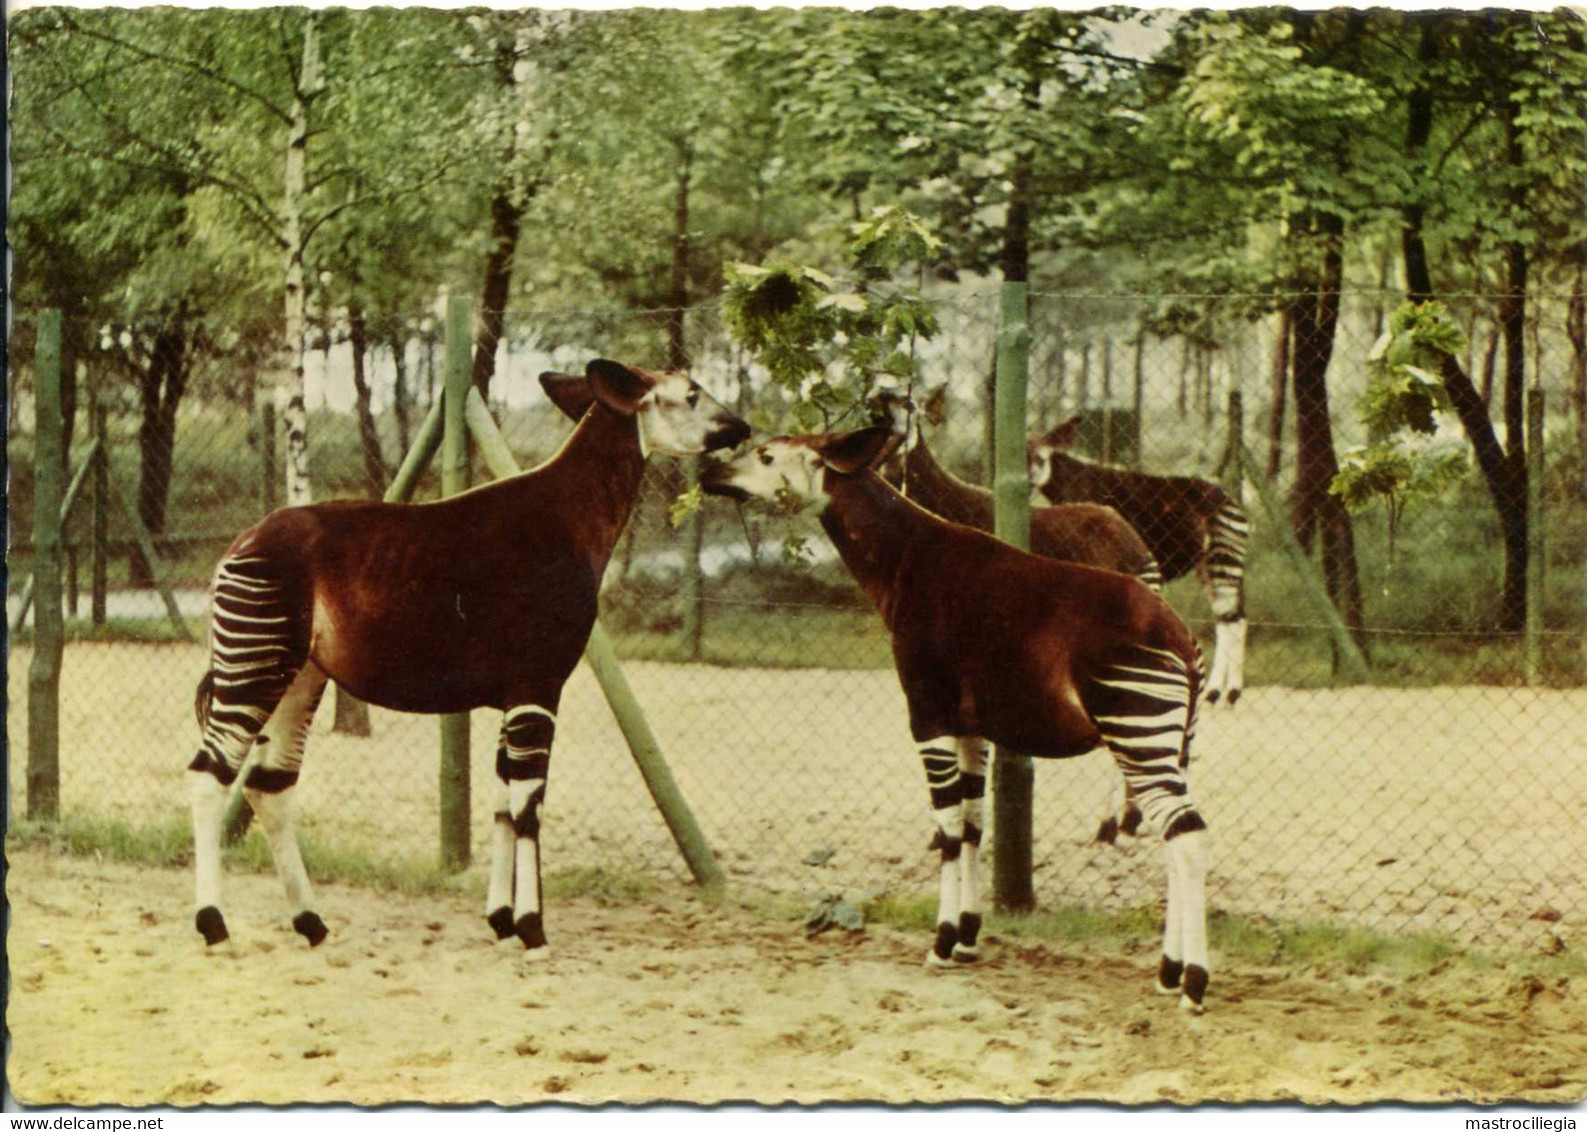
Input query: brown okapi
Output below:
<box><xmin>871</xmin><ymin>392</ymin><xmax>1161</xmax><ymax>844</ymax></box>
<box><xmin>187</xmin><ymin>360</ymin><xmax>750</xmax><ymax>956</ymax></box>
<box><xmin>1029</xmin><ymin>418</ymin><xmax>1251</xmax><ymax>705</ymax></box>
<box><xmin>700</xmin><ymin>425</ymin><xmax>1211</xmax><ymax>1012</ymax></box>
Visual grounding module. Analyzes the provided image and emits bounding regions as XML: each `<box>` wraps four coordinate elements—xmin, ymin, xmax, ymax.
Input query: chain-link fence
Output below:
<box><xmin>9</xmin><ymin>290</ymin><xmax>1586</xmax><ymax>951</ymax></box>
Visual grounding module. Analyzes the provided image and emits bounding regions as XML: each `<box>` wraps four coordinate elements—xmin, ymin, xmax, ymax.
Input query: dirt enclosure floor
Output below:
<box><xmin>6</xmin><ymin>848</ymin><xmax>1586</xmax><ymax>1108</ymax></box>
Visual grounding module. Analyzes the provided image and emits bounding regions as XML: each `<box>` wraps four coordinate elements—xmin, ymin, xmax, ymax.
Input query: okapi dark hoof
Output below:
<box><xmin>1205</xmin><ymin>689</ymin><xmax>1221</xmax><ymax>705</ymax></box>
<box><xmin>515</xmin><ymin>912</ymin><xmax>548</xmax><ymax>956</ymax></box>
<box><xmin>925</xmin><ymin>921</ymin><xmax>960</xmax><ymax>968</ymax></box>
<box><xmin>195</xmin><ymin>906</ymin><xmax>229</xmax><ymax>947</ymax></box>
<box><xmin>1180</xmin><ymin>964</ymin><xmax>1209</xmax><ymax>1013</ymax></box>
<box><xmin>1226</xmin><ymin>689</ymin><xmax>1242</xmax><ymax>707</ymax></box>
<box><xmin>487</xmin><ymin>906</ymin><xmax>516</xmax><ymax>941</ymax></box>
<box><xmin>1093</xmin><ymin>816</ymin><xmax>1120</xmax><ymax>845</ymax></box>
<box><xmin>293</xmin><ymin>911</ymin><xmax>329</xmax><ymax>947</ymax></box>
<box><xmin>1155</xmin><ymin>954</ymin><xmax>1184</xmax><ymax>994</ymax></box>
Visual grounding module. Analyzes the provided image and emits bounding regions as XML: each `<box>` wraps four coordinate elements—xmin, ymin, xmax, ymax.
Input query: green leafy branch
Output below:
<box><xmin>721</xmin><ymin>204</ymin><xmax>942</xmax><ymax>432</ymax></box>
<box><xmin>1330</xmin><ymin>301</ymin><xmax>1470</xmax><ymax>594</ymax></box>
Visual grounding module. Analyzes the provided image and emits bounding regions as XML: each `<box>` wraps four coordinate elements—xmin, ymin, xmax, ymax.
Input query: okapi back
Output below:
<box><xmin>819</xmin><ymin>471</ymin><xmax>1194</xmax><ymax>759</ymax></box>
<box><xmin>226</xmin><ymin>404</ymin><xmax>645</xmax><ymax>716</ymax></box>
<box><xmin>894</xmin><ymin>438</ymin><xmax>1159</xmax><ymax>581</ymax></box>
<box><xmin>1037</xmin><ymin>453</ymin><xmax>1233</xmax><ymax>582</ymax></box>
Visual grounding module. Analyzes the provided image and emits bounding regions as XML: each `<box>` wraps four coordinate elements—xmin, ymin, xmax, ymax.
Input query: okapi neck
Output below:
<box><xmin>903</xmin><ymin>440</ymin><xmax>968</xmax><ymax>507</ymax></box>
<box><xmin>543</xmin><ymin>405</ymin><xmax>648</xmax><ymax>547</ymax></box>
<box><xmin>819</xmin><ymin>473</ymin><xmax>923</xmax><ymax>626</ymax></box>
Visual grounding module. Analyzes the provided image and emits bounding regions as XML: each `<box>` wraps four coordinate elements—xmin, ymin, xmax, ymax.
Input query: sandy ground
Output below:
<box><xmin>8</xmin><ymin>643</ymin><xmax>1586</xmax><ymax>950</ymax></box>
<box><xmin>6</xmin><ymin>847</ymin><xmax>1586</xmax><ymax>1107</ymax></box>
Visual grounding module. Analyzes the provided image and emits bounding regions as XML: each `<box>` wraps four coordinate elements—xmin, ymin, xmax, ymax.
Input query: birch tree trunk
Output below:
<box><xmin>281</xmin><ymin>11</ymin><xmax>324</xmax><ymax>508</ymax></box>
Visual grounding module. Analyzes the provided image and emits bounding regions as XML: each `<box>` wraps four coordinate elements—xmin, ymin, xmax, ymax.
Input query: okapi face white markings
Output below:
<box><xmin>632</xmin><ymin>371</ymin><xmax>751</xmax><ymax>459</ymax></box>
<box><xmin>700</xmin><ymin>439</ymin><xmax>831</xmax><ymax>512</ymax></box>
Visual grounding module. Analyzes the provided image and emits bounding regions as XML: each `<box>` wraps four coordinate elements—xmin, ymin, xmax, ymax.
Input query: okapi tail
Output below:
<box><xmin>194</xmin><ymin>669</ymin><xmax>216</xmax><ymax>731</ymax></box>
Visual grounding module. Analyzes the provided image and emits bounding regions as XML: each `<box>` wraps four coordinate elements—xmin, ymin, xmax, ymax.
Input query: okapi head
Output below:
<box><xmin>1027</xmin><ymin>415</ymin><xmax>1085</xmax><ymax>496</ymax></box>
<box><xmin>700</xmin><ymin>425</ymin><xmax>900</xmax><ymax>511</ymax></box>
<box><xmin>865</xmin><ymin>383</ymin><xmax>949</xmax><ymax>485</ymax></box>
<box><xmin>538</xmin><ymin>360</ymin><xmax>750</xmax><ymax>456</ymax></box>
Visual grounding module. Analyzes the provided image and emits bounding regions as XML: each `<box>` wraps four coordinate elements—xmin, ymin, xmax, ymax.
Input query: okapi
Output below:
<box><xmin>1029</xmin><ymin>418</ymin><xmax>1251</xmax><ymax>705</ymax></box>
<box><xmin>187</xmin><ymin>359</ymin><xmax>750</xmax><ymax>956</ymax></box>
<box><xmin>700</xmin><ymin>426</ymin><xmax>1211</xmax><ymax>1012</ymax></box>
<box><xmin>872</xmin><ymin>393</ymin><xmax>1161</xmax><ymax>844</ymax></box>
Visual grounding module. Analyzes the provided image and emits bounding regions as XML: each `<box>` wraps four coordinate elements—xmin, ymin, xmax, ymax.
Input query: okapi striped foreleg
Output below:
<box><xmin>1202</xmin><ymin>501</ymin><xmax>1250</xmax><ymax>705</ymax></box>
<box><xmin>1089</xmin><ymin>645</ymin><xmax>1210</xmax><ymax>1012</ymax></box>
<box><xmin>243</xmin><ymin>662</ymin><xmax>330</xmax><ymax>946</ymax></box>
<box><xmin>188</xmin><ymin>554</ymin><xmax>309</xmax><ymax>947</ymax></box>
<box><xmin>498</xmin><ymin>704</ymin><xmax>555</xmax><ymax>956</ymax></box>
<box><xmin>919</xmin><ymin>739</ymin><xmax>966</xmax><ymax>968</ymax></box>
<box><xmin>952</xmin><ymin>737</ymin><xmax>989</xmax><ymax>963</ymax></box>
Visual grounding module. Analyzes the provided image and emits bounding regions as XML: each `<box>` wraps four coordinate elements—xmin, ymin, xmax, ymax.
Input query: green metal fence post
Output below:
<box><xmin>462</xmin><ymin>387</ymin><xmax>726</xmax><ymax>890</ymax></box>
<box><xmin>91</xmin><ymin>400</ymin><xmax>109</xmax><ymax>628</ymax></box>
<box><xmin>992</xmin><ymin>282</ymin><xmax>1035</xmax><ymax>914</ymax></box>
<box><xmin>439</xmin><ymin>296</ymin><xmax>473</xmax><ymax>872</ymax></box>
<box><xmin>1525</xmin><ymin>387</ymin><xmax>1546</xmax><ymax>686</ymax></box>
<box><xmin>28</xmin><ymin>310</ymin><xmax>66</xmax><ymax>820</ymax></box>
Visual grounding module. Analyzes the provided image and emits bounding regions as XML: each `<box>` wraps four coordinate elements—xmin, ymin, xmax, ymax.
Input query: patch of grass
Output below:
<box><xmin>857</xmin><ymin>887</ymin><xmax>1586</xmax><ymax>980</ymax></box>
<box><xmin>8</xmin><ymin>815</ymin><xmax>194</xmax><ymax>867</ymax></box>
<box><xmin>541</xmin><ymin>865</ymin><xmax>657</xmax><ymax>907</ymax></box>
<box><xmin>10</xmin><ymin>617</ymin><xmax>199</xmax><ymax>646</ymax></box>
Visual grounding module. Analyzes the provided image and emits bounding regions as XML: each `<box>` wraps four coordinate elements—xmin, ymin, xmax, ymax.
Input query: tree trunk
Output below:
<box><xmin>348</xmin><ymin>302</ymin><xmax>387</xmax><ymax>495</ymax></box>
<box><xmin>1289</xmin><ymin>211</ymin><xmax>1364</xmax><ymax>641</ymax></box>
<box><xmin>1569</xmin><ymin>260</ymin><xmax>1587</xmax><ymax>501</ymax></box>
<box><xmin>473</xmin><ymin>191</ymin><xmax>522</xmax><ymax>405</ymax></box>
<box><xmin>1497</xmin><ymin>239</ymin><xmax>1529</xmax><ymax>630</ymax></box>
<box><xmin>1480</xmin><ymin>324</ymin><xmax>1500</xmax><ymax>409</ymax></box>
<box><xmin>130</xmin><ymin>316</ymin><xmax>189</xmax><ymax>588</ymax></box>
<box><xmin>1266</xmin><ymin>303</ymin><xmax>1292</xmax><ymax>481</ymax></box>
<box><xmin>1401</xmin><ymin>15</ymin><xmax>1529</xmax><ymax>631</ymax></box>
<box><xmin>281</xmin><ymin>12</ymin><xmax>324</xmax><ymax>509</ymax></box>
<box><xmin>667</xmin><ymin>142</ymin><xmax>693</xmax><ymax>371</ymax></box>
<box><xmin>1177</xmin><ymin>338</ymin><xmax>1189</xmax><ymax>418</ymax></box>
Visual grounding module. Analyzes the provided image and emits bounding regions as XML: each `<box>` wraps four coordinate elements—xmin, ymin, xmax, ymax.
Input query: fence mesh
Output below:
<box><xmin>8</xmin><ymin>290</ymin><xmax>1586</xmax><ymax>952</ymax></box>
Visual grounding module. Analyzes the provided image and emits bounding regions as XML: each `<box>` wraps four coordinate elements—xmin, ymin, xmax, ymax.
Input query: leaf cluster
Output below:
<box><xmin>722</xmin><ymin>207</ymin><xmax>942</xmax><ymax>430</ymax></box>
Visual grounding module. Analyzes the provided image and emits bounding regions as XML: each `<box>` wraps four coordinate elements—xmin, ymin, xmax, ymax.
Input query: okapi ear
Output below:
<box><xmin>586</xmin><ymin>359</ymin><xmax>652</xmax><ymax>417</ymax></box>
<box><xmin>538</xmin><ymin>371</ymin><xmax>598</xmax><ymax>422</ymax></box>
<box><xmin>815</xmin><ymin>426</ymin><xmax>903</xmax><ymax>476</ymax></box>
<box><xmin>921</xmin><ymin>385</ymin><xmax>949</xmax><ymax>428</ymax></box>
<box><xmin>1043</xmin><ymin>416</ymin><xmax>1082</xmax><ymax>451</ymax></box>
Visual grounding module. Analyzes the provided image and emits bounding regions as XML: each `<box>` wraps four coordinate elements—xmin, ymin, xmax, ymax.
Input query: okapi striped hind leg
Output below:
<box><xmin>1203</xmin><ymin>502</ymin><xmax>1250</xmax><ymax>706</ymax></box>
<box><xmin>188</xmin><ymin>554</ymin><xmax>310</xmax><ymax>947</ymax></box>
<box><xmin>494</xmin><ymin>705</ymin><xmax>555</xmax><ymax>957</ymax></box>
<box><xmin>1089</xmin><ymin>645</ymin><xmax>1210</xmax><ymax>1012</ymax></box>
<box><xmin>244</xmin><ymin>662</ymin><xmax>330</xmax><ymax>946</ymax></box>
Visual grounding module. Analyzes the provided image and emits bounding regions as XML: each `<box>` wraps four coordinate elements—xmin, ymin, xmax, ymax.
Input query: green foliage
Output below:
<box><xmin>1331</xmin><ymin>301</ymin><xmax>1471</xmax><ymax>590</ymax></box>
<box><xmin>722</xmin><ymin>206</ymin><xmax>942</xmax><ymax>430</ymax></box>
<box><xmin>1358</xmin><ymin>302</ymin><xmax>1464</xmax><ymax>440</ymax></box>
<box><xmin>668</xmin><ymin>483</ymin><xmax>704</xmax><ymax>529</ymax></box>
